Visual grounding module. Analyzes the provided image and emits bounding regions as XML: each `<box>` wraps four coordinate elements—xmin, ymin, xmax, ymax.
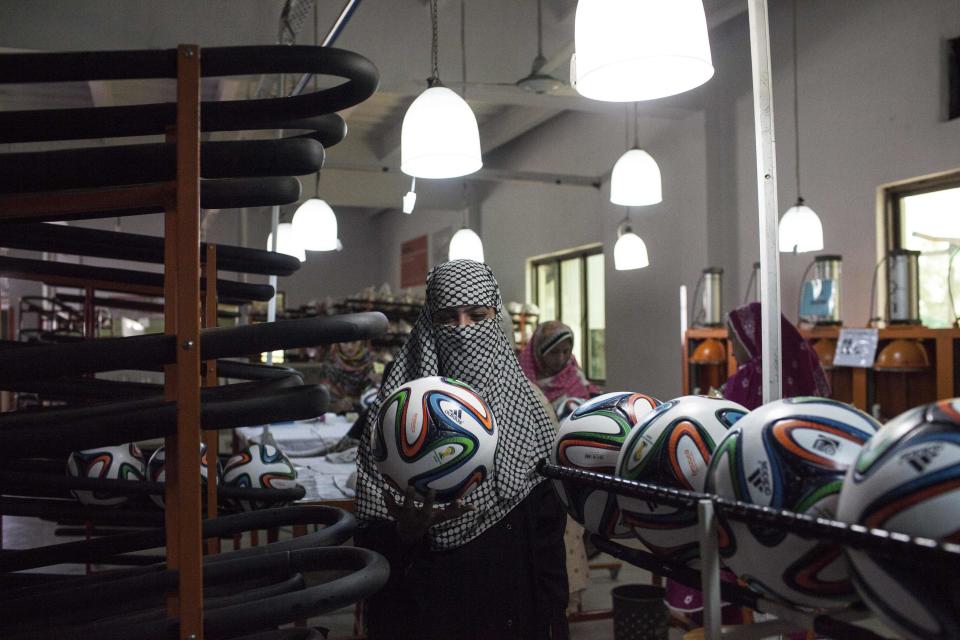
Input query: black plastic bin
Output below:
<box><xmin>612</xmin><ymin>584</ymin><xmax>668</xmax><ymax>640</ymax></box>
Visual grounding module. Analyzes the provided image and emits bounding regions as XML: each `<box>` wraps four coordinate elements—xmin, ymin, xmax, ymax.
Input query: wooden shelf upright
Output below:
<box><xmin>161</xmin><ymin>44</ymin><xmax>204</xmax><ymax>639</ymax></box>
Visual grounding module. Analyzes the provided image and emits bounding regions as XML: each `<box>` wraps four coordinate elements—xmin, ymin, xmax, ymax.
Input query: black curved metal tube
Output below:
<box><xmin>0</xmin><ymin>505</ymin><xmax>354</xmax><ymax>574</ymax></box>
<box><xmin>0</xmin><ymin>384</ymin><xmax>329</xmax><ymax>457</ymax></box>
<box><xmin>0</xmin><ymin>313</ymin><xmax>387</xmax><ymax>384</ymax></box>
<box><xmin>0</xmin><ymin>223</ymin><xmax>302</xmax><ymax>276</ymax></box>
<box><xmin>0</xmin><ymin>137</ymin><xmax>324</xmax><ymax>194</ymax></box>
<box><xmin>0</xmin><ymin>255</ymin><xmax>275</xmax><ymax>302</ymax></box>
<box><xmin>0</xmin><ymin>46</ymin><xmax>379</xmax><ymax>143</ymax></box>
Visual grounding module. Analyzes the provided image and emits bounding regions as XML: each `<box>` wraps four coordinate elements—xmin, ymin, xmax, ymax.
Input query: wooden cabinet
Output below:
<box><xmin>682</xmin><ymin>326</ymin><xmax>960</xmax><ymax>417</ymax></box>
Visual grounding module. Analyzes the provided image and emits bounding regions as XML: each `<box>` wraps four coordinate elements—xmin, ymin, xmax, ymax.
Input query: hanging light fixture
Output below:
<box><xmin>402</xmin><ymin>177</ymin><xmax>417</xmax><ymax>214</ymax></box>
<box><xmin>614</xmin><ymin>218</ymin><xmax>649</xmax><ymax>271</ymax></box>
<box><xmin>779</xmin><ymin>0</ymin><xmax>823</xmax><ymax>254</ymax></box>
<box><xmin>267</xmin><ymin>222</ymin><xmax>306</xmax><ymax>262</ymax></box>
<box><xmin>401</xmin><ymin>0</ymin><xmax>482</xmax><ymax>179</ymax></box>
<box><xmin>292</xmin><ymin>22</ymin><xmax>340</xmax><ymax>252</ymax></box>
<box><xmin>448</xmin><ymin>227</ymin><xmax>484</xmax><ymax>262</ymax></box>
<box><xmin>292</xmin><ymin>188</ymin><xmax>339</xmax><ymax>251</ymax></box>
<box><xmin>573</xmin><ymin>0</ymin><xmax>714</xmax><ymax>102</ymax></box>
<box><xmin>610</xmin><ymin>103</ymin><xmax>662</xmax><ymax>206</ymax></box>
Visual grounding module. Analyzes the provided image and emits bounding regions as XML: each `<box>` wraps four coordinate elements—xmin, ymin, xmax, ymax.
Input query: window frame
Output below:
<box><xmin>884</xmin><ymin>170</ymin><xmax>960</xmax><ymax>253</ymax></box>
<box><xmin>529</xmin><ymin>244</ymin><xmax>605</xmax><ymax>384</ymax></box>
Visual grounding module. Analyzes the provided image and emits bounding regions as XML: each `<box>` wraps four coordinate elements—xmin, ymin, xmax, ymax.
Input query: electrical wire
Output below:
<box><xmin>792</xmin><ymin>0</ymin><xmax>802</xmax><ymax>201</ymax></box>
<box><xmin>948</xmin><ymin>246</ymin><xmax>960</xmax><ymax>327</ymax></box>
<box><xmin>743</xmin><ymin>264</ymin><xmax>757</xmax><ymax>305</ymax></box>
<box><xmin>429</xmin><ymin>0</ymin><xmax>440</xmax><ymax>84</ymax></box>
<box><xmin>866</xmin><ymin>254</ymin><xmax>889</xmax><ymax>327</ymax></box>
<box><xmin>796</xmin><ymin>258</ymin><xmax>815</xmax><ymax>322</ymax></box>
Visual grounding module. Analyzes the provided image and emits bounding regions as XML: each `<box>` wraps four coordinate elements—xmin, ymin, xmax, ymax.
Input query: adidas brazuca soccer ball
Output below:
<box><xmin>373</xmin><ymin>376</ymin><xmax>497</xmax><ymax>503</ymax></box>
<box><xmin>66</xmin><ymin>443</ymin><xmax>146</xmax><ymax>507</ymax></box>
<box><xmin>222</xmin><ymin>443</ymin><xmax>298</xmax><ymax>511</ymax></box>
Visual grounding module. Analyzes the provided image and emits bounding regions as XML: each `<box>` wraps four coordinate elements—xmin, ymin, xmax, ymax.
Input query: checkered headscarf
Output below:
<box><xmin>355</xmin><ymin>260</ymin><xmax>556</xmax><ymax>549</ymax></box>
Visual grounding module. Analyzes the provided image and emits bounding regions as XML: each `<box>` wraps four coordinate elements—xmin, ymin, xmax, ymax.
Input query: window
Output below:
<box><xmin>529</xmin><ymin>246</ymin><xmax>605</xmax><ymax>382</ymax></box>
<box><xmin>885</xmin><ymin>171</ymin><xmax>960</xmax><ymax>327</ymax></box>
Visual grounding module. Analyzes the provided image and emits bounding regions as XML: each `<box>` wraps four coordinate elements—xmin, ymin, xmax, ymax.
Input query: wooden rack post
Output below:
<box><xmin>162</xmin><ymin>44</ymin><xmax>204</xmax><ymax>639</ymax></box>
<box><xmin>203</xmin><ymin>244</ymin><xmax>220</xmax><ymax>555</ymax></box>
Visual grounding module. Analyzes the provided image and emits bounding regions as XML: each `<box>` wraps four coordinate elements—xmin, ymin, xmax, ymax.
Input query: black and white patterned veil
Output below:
<box><xmin>355</xmin><ymin>260</ymin><xmax>556</xmax><ymax>549</ymax></box>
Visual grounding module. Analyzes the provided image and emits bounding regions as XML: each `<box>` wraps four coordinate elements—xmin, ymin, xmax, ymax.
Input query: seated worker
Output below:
<box><xmin>723</xmin><ymin>302</ymin><xmax>831</xmax><ymax>410</ymax></box>
<box><xmin>355</xmin><ymin>260</ymin><xmax>569</xmax><ymax>640</ymax></box>
<box><xmin>519</xmin><ymin>320</ymin><xmax>600</xmax><ymax>404</ymax></box>
<box><xmin>322</xmin><ymin>339</ymin><xmax>373</xmax><ymax>413</ymax></box>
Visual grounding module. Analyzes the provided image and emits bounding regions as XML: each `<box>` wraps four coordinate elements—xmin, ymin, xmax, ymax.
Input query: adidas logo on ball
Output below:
<box><xmin>444</xmin><ymin>407</ymin><xmax>464</xmax><ymax>425</ymax></box>
<box><xmin>748</xmin><ymin>461</ymin><xmax>772</xmax><ymax>496</ymax></box>
<box><xmin>899</xmin><ymin>444</ymin><xmax>941</xmax><ymax>472</ymax></box>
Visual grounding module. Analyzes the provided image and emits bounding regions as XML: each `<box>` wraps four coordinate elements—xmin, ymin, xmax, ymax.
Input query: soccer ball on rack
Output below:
<box><xmin>146</xmin><ymin>443</ymin><xmax>220</xmax><ymax>509</ymax></box>
<box><xmin>837</xmin><ymin>399</ymin><xmax>960</xmax><ymax>639</ymax></box>
<box><xmin>553</xmin><ymin>395</ymin><xmax>586</xmax><ymax>421</ymax></box>
<box><xmin>66</xmin><ymin>443</ymin><xmax>146</xmax><ymax>507</ymax></box>
<box><xmin>373</xmin><ymin>376</ymin><xmax>497</xmax><ymax>503</ymax></box>
<box><xmin>616</xmin><ymin>395</ymin><xmax>747</xmax><ymax>564</ymax></box>
<box><xmin>551</xmin><ymin>392</ymin><xmax>661</xmax><ymax>538</ymax></box>
<box><xmin>706</xmin><ymin>397</ymin><xmax>880</xmax><ymax>608</ymax></box>
<box><xmin>222</xmin><ymin>443</ymin><xmax>298</xmax><ymax>512</ymax></box>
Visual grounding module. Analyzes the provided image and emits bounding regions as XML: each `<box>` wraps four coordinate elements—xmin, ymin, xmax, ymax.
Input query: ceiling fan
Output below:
<box><xmin>448</xmin><ymin>0</ymin><xmax>575</xmax><ymax>98</ymax></box>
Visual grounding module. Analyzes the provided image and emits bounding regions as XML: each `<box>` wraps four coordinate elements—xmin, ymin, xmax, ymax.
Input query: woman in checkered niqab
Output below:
<box><xmin>355</xmin><ymin>259</ymin><xmax>568</xmax><ymax>640</ymax></box>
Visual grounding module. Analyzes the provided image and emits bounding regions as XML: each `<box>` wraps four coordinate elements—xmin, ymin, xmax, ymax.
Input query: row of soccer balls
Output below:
<box><xmin>65</xmin><ymin>442</ymin><xmax>299</xmax><ymax>512</ymax></box>
<box><xmin>551</xmin><ymin>392</ymin><xmax>959</xmax><ymax>640</ymax></box>
<box><xmin>370</xmin><ymin>377</ymin><xmax>959</xmax><ymax>640</ymax></box>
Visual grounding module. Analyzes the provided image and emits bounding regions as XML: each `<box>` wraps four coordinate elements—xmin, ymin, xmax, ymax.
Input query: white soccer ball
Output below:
<box><xmin>222</xmin><ymin>444</ymin><xmax>298</xmax><ymax>511</ymax></box>
<box><xmin>706</xmin><ymin>397</ymin><xmax>880</xmax><ymax>607</ymax></box>
<box><xmin>66</xmin><ymin>443</ymin><xmax>146</xmax><ymax>507</ymax></box>
<box><xmin>146</xmin><ymin>443</ymin><xmax>220</xmax><ymax>509</ymax></box>
<box><xmin>553</xmin><ymin>395</ymin><xmax>586</xmax><ymax>422</ymax></box>
<box><xmin>372</xmin><ymin>376</ymin><xmax>497</xmax><ymax>503</ymax></box>
<box><xmin>551</xmin><ymin>392</ymin><xmax>661</xmax><ymax>537</ymax></box>
<box><xmin>616</xmin><ymin>395</ymin><xmax>747</xmax><ymax>564</ymax></box>
<box><xmin>837</xmin><ymin>399</ymin><xmax>960</xmax><ymax>638</ymax></box>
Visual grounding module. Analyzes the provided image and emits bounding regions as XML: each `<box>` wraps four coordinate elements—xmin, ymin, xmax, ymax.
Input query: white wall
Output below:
<box><xmin>481</xmin><ymin>109</ymin><xmax>708</xmax><ymax>399</ymax></box>
<box><xmin>706</xmin><ymin>1</ymin><xmax>960</xmax><ymax>325</ymax></box>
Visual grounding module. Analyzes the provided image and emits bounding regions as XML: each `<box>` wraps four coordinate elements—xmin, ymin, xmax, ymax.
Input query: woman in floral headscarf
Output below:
<box><xmin>723</xmin><ymin>302</ymin><xmax>831</xmax><ymax>409</ymax></box>
<box><xmin>519</xmin><ymin>320</ymin><xmax>600</xmax><ymax>404</ymax></box>
<box><xmin>355</xmin><ymin>260</ymin><xmax>569</xmax><ymax>640</ymax></box>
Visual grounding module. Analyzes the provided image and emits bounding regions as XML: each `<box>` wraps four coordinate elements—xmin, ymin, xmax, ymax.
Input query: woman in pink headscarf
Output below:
<box><xmin>519</xmin><ymin>321</ymin><xmax>600</xmax><ymax>404</ymax></box>
<box><xmin>723</xmin><ymin>302</ymin><xmax>831</xmax><ymax>409</ymax></box>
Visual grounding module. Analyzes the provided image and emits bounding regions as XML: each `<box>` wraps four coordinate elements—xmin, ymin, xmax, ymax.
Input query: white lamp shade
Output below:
<box><xmin>291</xmin><ymin>198</ymin><xmax>338</xmax><ymax>251</ymax></box>
<box><xmin>574</xmin><ymin>0</ymin><xmax>714</xmax><ymax>102</ymax></box>
<box><xmin>448</xmin><ymin>227</ymin><xmax>485</xmax><ymax>262</ymax></box>
<box><xmin>401</xmin><ymin>86</ymin><xmax>483</xmax><ymax>179</ymax></box>
<box><xmin>267</xmin><ymin>222</ymin><xmax>306</xmax><ymax>262</ymax></box>
<box><xmin>610</xmin><ymin>148</ymin><xmax>663</xmax><ymax>206</ymax></box>
<box><xmin>614</xmin><ymin>229</ymin><xmax>650</xmax><ymax>270</ymax></box>
<box><xmin>778</xmin><ymin>203</ymin><xmax>824</xmax><ymax>253</ymax></box>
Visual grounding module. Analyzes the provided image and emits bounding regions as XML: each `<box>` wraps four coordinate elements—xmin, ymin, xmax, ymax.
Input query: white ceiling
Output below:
<box><xmin>0</xmin><ymin>0</ymin><xmax>747</xmax><ymax>211</ymax></box>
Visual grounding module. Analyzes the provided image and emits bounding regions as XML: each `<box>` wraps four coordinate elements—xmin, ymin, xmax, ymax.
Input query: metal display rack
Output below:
<box><xmin>540</xmin><ymin>462</ymin><xmax>960</xmax><ymax>640</ymax></box>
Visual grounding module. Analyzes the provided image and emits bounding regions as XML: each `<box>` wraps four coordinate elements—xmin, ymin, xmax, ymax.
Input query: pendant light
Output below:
<box><xmin>614</xmin><ymin>217</ymin><xmax>649</xmax><ymax>271</ymax></box>
<box><xmin>402</xmin><ymin>177</ymin><xmax>417</xmax><ymax>214</ymax></box>
<box><xmin>292</xmin><ymin>15</ymin><xmax>340</xmax><ymax>251</ymax></box>
<box><xmin>292</xmin><ymin>179</ymin><xmax>339</xmax><ymax>251</ymax></box>
<box><xmin>610</xmin><ymin>103</ymin><xmax>662</xmax><ymax>206</ymax></box>
<box><xmin>448</xmin><ymin>227</ymin><xmax>485</xmax><ymax>262</ymax></box>
<box><xmin>779</xmin><ymin>0</ymin><xmax>823</xmax><ymax>254</ymax></box>
<box><xmin>401</xmin><ymin>0</ymin><xmax>482</xmax><ymax>179</ymax></box>
<box><xmin>573</xmin><ymin>0</ymin><xmax>714</xmax><ymax>102</ymax></box>
<box><xmin>449</xmin><ymin>185</ymin><xmax>484</xmax><ymax>262</ymax></box>
<box><xmin>267</xmin><ymin>222</ymin><xmax>306</xmax><ymax>262</ymax></box>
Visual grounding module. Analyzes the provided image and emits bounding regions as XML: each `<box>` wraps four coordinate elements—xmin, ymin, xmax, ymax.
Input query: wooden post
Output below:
<box><xmin>164</xmin><ymin>43</ymin><xmax>204</xmax><ymax>639</ymax></box>
<box><xmin>203</xmin><ymin>244</ymin><xmax>220</xmax><ymax>555</ymax></box>
<box><xmin>936</xmin><ymin>336</ymin><xmax>954</xmax><ymax>400</ymax></box>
